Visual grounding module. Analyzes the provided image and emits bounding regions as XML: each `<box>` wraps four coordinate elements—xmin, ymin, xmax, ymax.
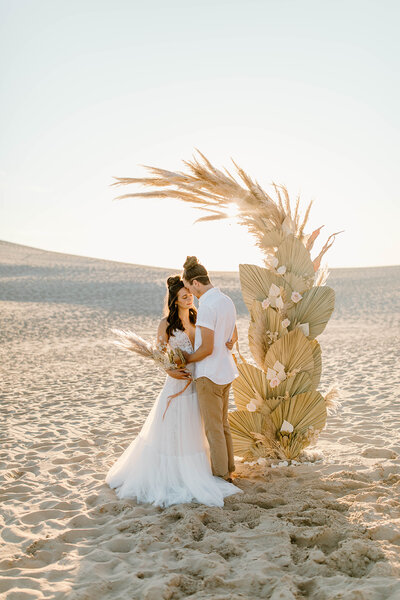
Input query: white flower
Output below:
<box><xmin>269</xmin><ymin>376</ymin><xmax>281</xmax><ymax>388</ymax></box>
<box><xmin>261</xmin><ymin>298</ymin><xmax>270</xmax><ymax>310</ymax></box>
<box><xmin>273</xmin><ymin>360</ymin><xmax>285</xmax><ymax>373</ymax></box>
<box><xmin>275</xmin><ymin>295</ymin><xmax>284</xmax><ymax>310</ymax></box>
<box><xmin>268</xmin><ymin>283</ymin><xmax>281</xmax><ymax>297</ymax></box>
<box><xmin>267</xmin><ymin>362</ymin><xmax>286</xmax><ymax>386</ymax></box>
<box><xmin>297</xmin><ymin>322</ymin><xmax>310</xmax><ymax>336</ymax></box>
<box><xmin>265</xmin><ymin>254</ymin><xmax>279</xmax><ymax>269</ymax></box>
<box><xmin>273</xmin><ymin>360</ymin><xmax>286</xmax><ymax>381</ymax></box>
<box><xmin>277</xmin><ymin>265</ymin><xmax>287</xmax><ymax>275</ymax></box>
<box><xmin>246</xmin><ymin>401</ymin><xmax>257</xmax><ymax>412</ymax></box>
<box><xmin>280</xmin><ymin>420</ymin><xmax>294</xmax><ymax>433</ymax></box>
<box><xmin>281</xmin><ymin>318</ymin><xmax>290</xmax><ymax>328</ymax></box>
<box><xmin>291</xmin><ymin>291</ymin><xmax>303</xmax><ymax>303</ymax></box>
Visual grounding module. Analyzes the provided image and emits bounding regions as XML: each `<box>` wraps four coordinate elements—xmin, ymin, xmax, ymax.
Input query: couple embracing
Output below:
<box><xmin>105</xmin><ymin>256</ymin><xmax>243</xmax><ymax>507</ymax></box>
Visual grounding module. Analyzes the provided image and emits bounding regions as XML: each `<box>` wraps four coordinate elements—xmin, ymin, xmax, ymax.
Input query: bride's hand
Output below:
<box><xmin>166</xmin><ymin>368</ymin><xmax>192</xmax><ymax>380</ymax></box>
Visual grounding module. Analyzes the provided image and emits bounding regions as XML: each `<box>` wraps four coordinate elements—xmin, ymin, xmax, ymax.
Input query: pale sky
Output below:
<box><xmin>1</xmin><ymin>0</ymin><xmax>399</xmax><ymax>271</ymax></box>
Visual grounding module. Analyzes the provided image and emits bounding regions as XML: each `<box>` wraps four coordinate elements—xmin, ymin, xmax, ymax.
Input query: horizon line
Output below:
<box><xmin>1</xmin><ymin>239</ymin><xmax>399</xmax><ymax>273</ymax></box>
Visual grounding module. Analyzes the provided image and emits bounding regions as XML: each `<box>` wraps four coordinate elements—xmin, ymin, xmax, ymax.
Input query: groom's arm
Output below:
<box><xmin>185</xmin><ymin>326</ymin><xmax>214</xmax><ymax>363</ymax></box>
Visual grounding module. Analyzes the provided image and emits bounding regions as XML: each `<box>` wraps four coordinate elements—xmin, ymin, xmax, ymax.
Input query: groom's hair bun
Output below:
<box><xmin>167</xmin><ymin>275</ymin><xmax>182</xmax><ymax>289</ymax></box>
<box><xmin>182</xmin><ymin>256</ymin><xmax>210</xmax><ymax>285</ymax></box>
<box><xmin>183</xmin><ymin>256</ymin><xmax>199</xmax><ymax>270</ymax></box>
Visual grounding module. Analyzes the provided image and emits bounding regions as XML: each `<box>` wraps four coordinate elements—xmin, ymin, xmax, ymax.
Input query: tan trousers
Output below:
<box><xmin>196</xmin><ymin>376</ymin><xmax>235</xmax><ymax>478</ymax></box>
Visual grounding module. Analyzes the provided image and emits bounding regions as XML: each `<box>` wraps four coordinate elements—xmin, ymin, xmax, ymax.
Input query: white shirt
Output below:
<box><xmin>194</xmin><ymin>287</ymin><xmax>239</xmax><ymax>385</ymax></box>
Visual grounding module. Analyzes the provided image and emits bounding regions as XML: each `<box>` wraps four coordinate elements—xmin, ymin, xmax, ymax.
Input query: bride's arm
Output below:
<box><xmin>226</xmin><ymin>324</ymin><xmax>238</xmax><ymax>350</ymax></box>
<box><xmin>156</xmin><ymin>317</ymin><xmax>169</xmax><ymax>352</ymax></box>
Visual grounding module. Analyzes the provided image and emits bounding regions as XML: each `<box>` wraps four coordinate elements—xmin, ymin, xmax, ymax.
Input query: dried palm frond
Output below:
<box><xmin>279</xmin><ymin>370</ymin><xmax>313</xmax><ymax>397</ymax></box>
<box><xmin>228</xmin><ymin>410</ymin><xmax>265</xmax><ymax>456</ymax></box>
<box><xmin>232</xmin><ymin>360</ymin><xmax>281</xmax><ymax>413</ymax></box>
<box><xmin>306</xmin><ymin>225</ymin><xmax>325</xmax><ymax>251</ymax></box>
<box><xmin>270</xmin><ymin>390</ymin><xmax>327</xmax><ymax>436</ymax></box>
<box><xmin>228</xmin><ymin>410</ymin><xmax>284</xmax><ymax>459</ymax></box>
<box><xmin>239</xmin><ymin>264</ymin><xmax>291</xmax><ymax>312</ymax></box>
<box><xmin>286</xmin><ymin>286</ymin><xmax>335</xmax><ymax>339</ymax></box>
<box><xmin>276</xmin><ymin>235</ymin><xmax>315</xmax><ymax>280</ymax></box>
<box><xmin>309</xmin><ymin>340</ymin><xmax>322</xmax><ymax>389</ymax></box>
<box><xmin>282</xmin><ymin>271</ymin><xmax>311</xmax><ymax>295</ymax></box>
<box><xmin>264</xmin><ymin>328</ymin><xmax>315</xmax><ymax>380</ymax></box>
<box><xmin>260</xmin><ymin>228</ymin><xmax>286</xmax><ymax>250</ymax></box>
<box><xmin>313</xmin><ymin>230</ymin><xmax>344</xmax><ymax>271</ymax></box>
<box><xmin>314</xmin><ymin>264</ymin><xmax>330</xmax><ymax>286</ymax></box>
<box><xmin>248</xmin><ymin>301</ymin><xmax>288</xmax><ymax>369</ymax></box>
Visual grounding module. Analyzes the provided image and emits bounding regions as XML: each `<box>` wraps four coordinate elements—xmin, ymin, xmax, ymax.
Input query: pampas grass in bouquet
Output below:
<box><xmin>111</xmin><ymin>151</ymin><xmax>343</xmax><ymax>460</ymax></box>
<box><xmin>111</xmin><ymin>328</ymin><xmax>187</xmax><ymax>373</ymax></box>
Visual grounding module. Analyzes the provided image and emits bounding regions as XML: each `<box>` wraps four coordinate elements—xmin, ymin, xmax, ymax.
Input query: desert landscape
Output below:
<box><xmin>1</xmin><ymin>239</ymin><xmax>400</xmax><ymax>600</ymax></box>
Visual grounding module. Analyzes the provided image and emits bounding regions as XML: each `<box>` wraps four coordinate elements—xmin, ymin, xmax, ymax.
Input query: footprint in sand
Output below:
<box><xmin>361</xmin><ymin>447</ymin><xmax>398</xmax><ymax>459</ymax></box>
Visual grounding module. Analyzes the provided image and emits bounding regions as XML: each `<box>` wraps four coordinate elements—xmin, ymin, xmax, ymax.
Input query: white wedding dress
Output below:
<box><xmin>105</xmin><ymin>328</ymin><xmax>242</xmax><ymax>507</ymax></box>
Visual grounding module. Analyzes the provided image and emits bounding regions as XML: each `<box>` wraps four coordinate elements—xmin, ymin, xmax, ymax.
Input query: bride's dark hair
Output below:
<box><xmin>164</xmin><ymin>275</ymin><xmax>196</xmax><ymax>339</ymax></box>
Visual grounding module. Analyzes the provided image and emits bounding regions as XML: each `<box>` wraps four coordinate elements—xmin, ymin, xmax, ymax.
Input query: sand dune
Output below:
<box><xmin>1</xmin><ymin>240</ymin><xmax>400</xmax><ymax>599</ymax></box>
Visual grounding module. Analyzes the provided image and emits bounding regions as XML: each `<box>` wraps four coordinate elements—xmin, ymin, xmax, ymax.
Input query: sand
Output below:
<box><xmin>1</xmin><ymin>239</ymin><xmax>400</xmax><ymax>600</ymax></box>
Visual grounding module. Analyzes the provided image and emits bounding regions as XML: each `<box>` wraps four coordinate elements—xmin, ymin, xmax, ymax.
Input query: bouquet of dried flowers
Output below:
<box><xmin>111</xmin><ymin>328</ymin><xmax>191</xmax><ymax>419</ymax></box>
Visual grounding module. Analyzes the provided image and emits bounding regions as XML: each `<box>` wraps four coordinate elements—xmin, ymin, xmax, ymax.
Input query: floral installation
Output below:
<box><xmin>112</xmin><ymin>151</ymin><xmax>343</xmax><ymax>459</ymax></box>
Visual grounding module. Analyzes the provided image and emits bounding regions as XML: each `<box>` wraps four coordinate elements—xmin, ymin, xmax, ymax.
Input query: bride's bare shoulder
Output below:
<box><xmin>158</xmin><ymin>317</ymin><xmax>168</xmax><ymax>329</ymax></box>
<box><xmin>157</xmin><ymin>317</ymin><xmax>169</xmax><ymax>338</ymax></box>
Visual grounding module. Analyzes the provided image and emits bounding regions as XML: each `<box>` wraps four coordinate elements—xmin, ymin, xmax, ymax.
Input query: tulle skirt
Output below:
<box><xmin>105</xmin><ymin>373</ymin><xmax>242</xmax><ymax>507</ymax></box>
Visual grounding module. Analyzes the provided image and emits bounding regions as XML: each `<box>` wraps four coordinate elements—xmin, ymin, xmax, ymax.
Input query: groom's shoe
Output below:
<box><xmin>222</xmin><ymin>475</ymin><xmax>234</xmax><ymax>483</ymax></box>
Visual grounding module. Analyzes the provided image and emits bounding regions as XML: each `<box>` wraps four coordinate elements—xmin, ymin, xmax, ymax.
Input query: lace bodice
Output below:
<box><xmin>168</xmin><ymin>328</ymin><xmax>194</xmax><ymax>354</ymax></box>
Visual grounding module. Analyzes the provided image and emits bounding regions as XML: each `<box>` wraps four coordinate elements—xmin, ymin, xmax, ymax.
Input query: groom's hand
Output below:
<box><xmin>226</xmin><ymin>340</ymin><xmax>234</xmax><ymax>350</ymax></box>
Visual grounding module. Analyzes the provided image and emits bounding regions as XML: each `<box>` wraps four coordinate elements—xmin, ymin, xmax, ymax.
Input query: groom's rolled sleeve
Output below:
<box><xmin>196</xmin><ymin>304</ymin><xmax>216</xmax><ymax>331</ymax></box>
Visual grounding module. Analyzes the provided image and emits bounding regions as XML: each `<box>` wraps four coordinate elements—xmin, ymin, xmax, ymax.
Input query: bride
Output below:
<box><xmin>105</xmin><ymin>275</ymin><xmax>242</xmax><ymax>507</ymax></box>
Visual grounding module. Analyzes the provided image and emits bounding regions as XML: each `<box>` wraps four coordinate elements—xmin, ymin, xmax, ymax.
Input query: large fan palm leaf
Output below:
<box><xmin>276</xmin><ymin>234</ymin><xmax>315</xmax><ymax>280</ymax></box>
<box><xmin>270</xmin><ymin>390</ymin><xmax>327</xmax><ymax>434</ymax></box>
<box><xmin>264</xmin><ymin>328</ymin><xmax>315</xmax><ymax>378</ymax></box>
<box><xmin>287</xmin><ymin>286</ymin><xmax>335</xmax><ymax>339</ymax></box>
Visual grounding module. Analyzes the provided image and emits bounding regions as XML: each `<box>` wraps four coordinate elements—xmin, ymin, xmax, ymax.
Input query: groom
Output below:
<box><xmin>181</xmin><ymin>256</ymin><xmax>239</xmax><ymax>482</ymax></box>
